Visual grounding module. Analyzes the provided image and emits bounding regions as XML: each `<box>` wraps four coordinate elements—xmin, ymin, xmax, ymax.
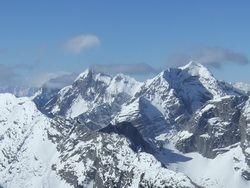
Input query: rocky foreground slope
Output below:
<box><xmin>0</xmin><ymin>94</ymin><xmax>195</xmax><ymax>188</ymax></box>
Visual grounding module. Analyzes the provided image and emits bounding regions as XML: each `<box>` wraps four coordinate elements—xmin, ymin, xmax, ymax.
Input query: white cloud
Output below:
<box><xmin>26</xmin><ymin>71</ymin><xmax>78</xmax><ymax>89</ymax></box>
<box><xmin>44</xmin><ymin>72</ymin><xmax>78</xmax><ymax>89</ymax></box>
<box><xmin>64</xmin><ymin>34</ymin><xmax>100</xmax><ymax>54</ymax></box>
<box><xmin>90</xmin><ymin>63</ymin><xmax>159</xmax><ymax>75</ymax></box>
<box><xmin>193</xmin><ymin>46</ymin><xmax>249</xmax><ymax>66</ymax></box>
<box><xmin>168</xmin><ymin>46</ymin><xmax>250</xmax><ymax>68</ymax></box>
<box><xmin>0</xmin><ymin>61</ymin><xmax>78</xmax><ymax>89</ymax></box>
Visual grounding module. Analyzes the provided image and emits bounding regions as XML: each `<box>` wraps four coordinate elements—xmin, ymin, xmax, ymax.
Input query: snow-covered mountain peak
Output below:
<box><xmin>75</xmin><ymin>68</ymin><xmax>112</xmax><ymax>85</ymax></box>
<box><xmin>108</xmin><ymin>73</ymin><xmax>142</xmax><ymax>96</ymax></box>
<box><xmin>75</xmin><ymin>68</ymin><xmax>92</xmax><ymax>80</ymax></box>
<box><xmin>113</xmin><ymin>73</ymin><xmax>134</xmax><ymax>82</ymax></box>
<box><xmin>172</xmin><ymin>61</ymin><xmax>226</xmax><ymax>99</ymax></box>
<box><xmin>179</xmin><ymin>61</ymin><xmax>201</xmax><ymax>69</ymax></box>
<box><xmin>156</xmin><ymin>61</ymin><xmax>215</xmax><ymax>85</ymax></box>
<box><xmin>113</xmin><ymin>73</ymin><xmax>136</xmax><ymax>83</ymax></box>
<box><xmin>132</xmin><ymin>62</ymin><xmax>227</xmax><ymax>117</ymax></box>
<box><xmin>179</xmin><ymin>61</ymin><xmax>214</xmax><ymax>79</ymax></box>
<box><xmin>39</xmin><ymin>68</ymin><xmax>143</xmax><ymax>129</ymax></box>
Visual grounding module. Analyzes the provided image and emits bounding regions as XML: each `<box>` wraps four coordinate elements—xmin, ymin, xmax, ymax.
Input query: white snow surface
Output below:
<box><xmin>75</xmin><ymin>68</ymin><xmax>111</xmax><ymax>84</ymax></box>
<box><xmin>179</xmin><ymin>61</ymin><xmax>227</xmax><ymax>99</ymax></box>
<box><xmin>180</xmin><ymin>61</ymin><xmax>213</xmax><ymax>77</ymax></box>
<box><xmin>106</xmin><ymin>73</ymin><xmax>142</xmax><ymax>96</ymax></box>
<box><xmin>167</xmin><ymin>143</ymin><xmax>250</xmax><ymax>188</ymax></box>
<box><xmin>66</xmin><ymin>94</ymin><xmax>89</xmax><ymax>117</ymax></box>
<box><xmin>0</xmin><ymin>94</ymin><xmax>68</xmax><ymax>188</ymax></box>
<box><xmin>0</xmin><ymin>93</ymin><xmax>195</xmax><ymax>188</ymax></box>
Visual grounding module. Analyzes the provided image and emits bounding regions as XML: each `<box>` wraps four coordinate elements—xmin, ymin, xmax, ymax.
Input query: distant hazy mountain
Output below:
<box><xmin>0</xmin><ymin>85</ymin><xmax>37</xmax><ymax>97</ymax></box>
<box><xmin>232</xmin><ymin>82</ymin><xmax>250</xmax><ymax>94</ymax></box>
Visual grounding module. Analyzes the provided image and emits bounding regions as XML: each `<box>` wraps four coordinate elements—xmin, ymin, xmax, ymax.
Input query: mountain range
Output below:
<box><xmin>1</xmin><ymin>61</ymin><xmax>250</xmax><ymax>188</ymax></box>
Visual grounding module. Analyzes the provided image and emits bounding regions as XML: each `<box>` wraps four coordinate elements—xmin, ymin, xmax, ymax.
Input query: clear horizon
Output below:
<box><xmin>1</xmin><ymin>1</ymin><xmax>250</xmax><ymax>88</ymax></box>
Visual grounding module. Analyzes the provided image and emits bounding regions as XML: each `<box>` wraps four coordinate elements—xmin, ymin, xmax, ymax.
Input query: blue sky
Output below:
<box><xmin>1</xmin><ymin>0</ymin><xmax>250</xmax><ymax>88</ymax></box>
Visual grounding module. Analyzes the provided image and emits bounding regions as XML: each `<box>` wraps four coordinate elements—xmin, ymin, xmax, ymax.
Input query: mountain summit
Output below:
<box><xmin>180</xmin><ymin>61</ymin><xmax>214</xmax><ymax>77</ymax></box>
<box><xmin>1</xmin><ymin>62</ymin><xmax>250</xmax><ymax>188</ymax></box>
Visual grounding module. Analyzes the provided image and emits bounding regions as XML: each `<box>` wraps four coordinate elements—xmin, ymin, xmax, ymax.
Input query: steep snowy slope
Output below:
<box><xmin>44</xmin><ymin>69</ymin><xmax>112</xmax><ymax>117</ymax></box>
<box><xmin>113</xmin><ymin>61</ymin><xmax>238</xmax><ymax>140</ymax></box>
<box><xmin>0</xmin><ymin>94</ymin><xmax>66</xmax><ymax>187</ymax></box>
<box><xmin>111</xmin><ymin>62</ymin><xmax>250</xmax><ymax>187</ymax></box>
<box><xmin>32</xmin><ymin>85</ymin><xmax>60</xmax><ymax>115</ymax></box>
<box><xmin>48</xmin><ymin>118</ymin><xmax>196</xmax><ymax>188</ymax></box>
<box><xmin>167</xmin><ymin>143</ymin><xmax>250</xmax><ymax>188</ymax></box>
<box><xmin>241</xmin><ymin>97</ymin><xmax>250</xmax><ymax>174</ymax></box>
<box><xmin>136</xmin><ymin>61</ymin><xmax>231</xmax><ymax>114</ymax></box>
<box><xmin>0</xmin><ymin>94</ymin><xmax>195</xmax><ymax>188</ymax></box>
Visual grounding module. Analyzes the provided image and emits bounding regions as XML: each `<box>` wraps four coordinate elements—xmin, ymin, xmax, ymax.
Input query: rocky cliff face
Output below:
<box><xmin>176</xmin><ymin>95</ymin><xmax>246</xmax><ymax>158</ymax></box>
<box><xmin>48</xmin><ymin>118</ymin><xmax>196</xmax><ymax>188</ymax></box>
<box><xmin>240</xmin><ymin>98</ymin><xmax>250</xmax><ymax>180</ymax></box>
<box><xmin>174</xmin><ymin>94</ymin><xmax>250</xmax><ymax>182</ymax></box>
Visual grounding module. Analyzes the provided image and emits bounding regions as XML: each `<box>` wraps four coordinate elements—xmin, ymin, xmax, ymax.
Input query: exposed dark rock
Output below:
<box><xmin>176</xmin><ymin>96</ymin><xmax>247</xmax><ymax>158</ymax></box>
<box><xmin>242</xmin><ymin>170</ymin><xmax>250</xmax><ymax>181</ymax></box>
<box><xmin>99</xmin><ymin>122</ymin><xmax>154</xmax><ymax>153</ymax></box>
